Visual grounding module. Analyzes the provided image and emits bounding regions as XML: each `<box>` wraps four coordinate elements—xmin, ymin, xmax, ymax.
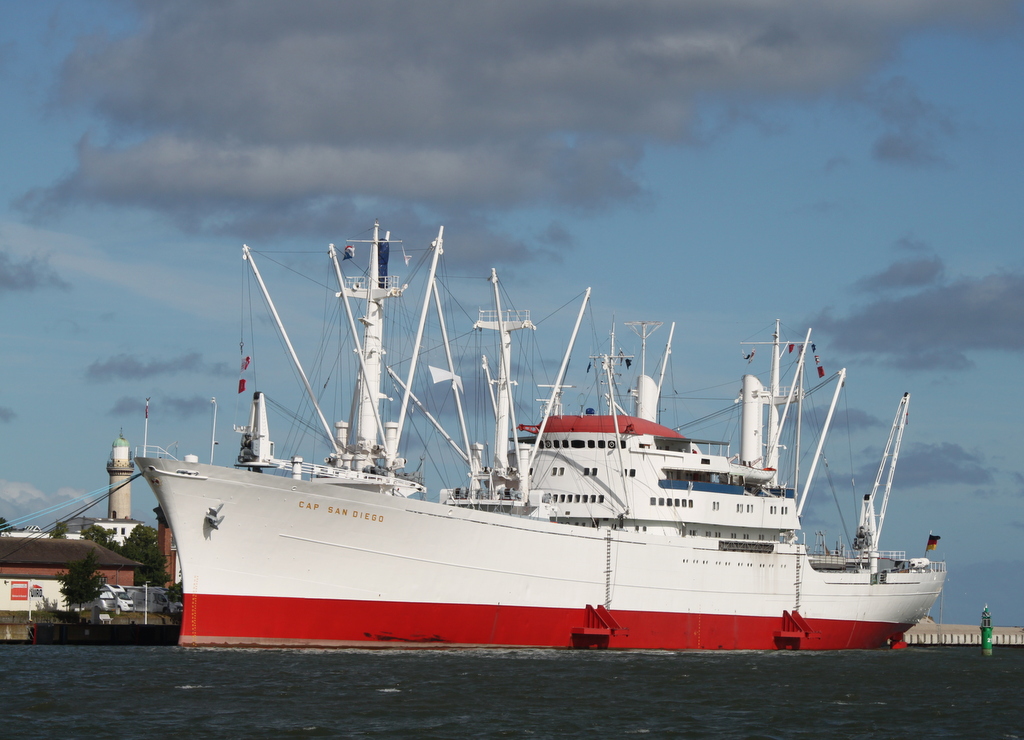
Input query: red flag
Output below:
<box><xmin>241</xmin><ymin>355</ymin><xmax>251</xmax><ymax>371</ymax></box>
<box><xmin>817</xmin><ymin>366</ymin><xmax>825</xmax><ymax>378</ymax></box>
<box><xmin>788</xmin><ymin>344</ymin><xmax>794</xmax><ymax>353</ymax></box>
<box><xmin>238</xmin><ymin>379</ymin><xmax>247</xmax><ymax>394</ymax></box>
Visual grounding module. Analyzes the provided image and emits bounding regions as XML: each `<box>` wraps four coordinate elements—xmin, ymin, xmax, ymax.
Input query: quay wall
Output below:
<box><xmin>904</xmin><ymin>621</ymin><xmax>1024</xmax><ymax>646</ymax></box>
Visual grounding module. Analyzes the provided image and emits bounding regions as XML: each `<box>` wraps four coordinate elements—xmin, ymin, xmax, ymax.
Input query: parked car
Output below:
<box><xmin>86</xmin><ymin>584</ymin><xmax>134</xmax><ymax>612</ymax></box>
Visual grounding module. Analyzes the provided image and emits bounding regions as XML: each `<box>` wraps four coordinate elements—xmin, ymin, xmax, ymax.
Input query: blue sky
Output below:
<box><xmin>2</xmin><ymin>1</ymin><xmax>1023</xmax><ymax>625</ymax></box>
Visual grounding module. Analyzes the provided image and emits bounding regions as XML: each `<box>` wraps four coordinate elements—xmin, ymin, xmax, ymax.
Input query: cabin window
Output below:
<box><xmin>599</xmin><ymin>495</ymin><xmax>605</xmax><ymax>504</ymax></box>
<box><xmin>650</xmin><ymin>497</ymin><xmax>656</xmax><ymax>506</ymax></box>
<box><xmin>587</xmin><ymin>440</ymin><xmax>595</xmax><ymax>448</ymax></box>
<box><xmin>608</xmin><ymin>440</ymin><xmax>616</xmax><ymax>449</ymax></box>
<box><xmin>712</xmin><ymin>501</ymin><xmax>719</xmax><ymax>511</ymax></box>
<box><xmin>737</xmin><ymin>504</ymin><xmax>743</xmax><ymax>513</ymax></box>
<box><xmin>658</xmin><ymin>498</ymin><xmax>665</xmax><ymax>506</ymax></box>
<box><xmin>674</xmin><ymin>499</ymin><xmax>680</xmax><ymax>507</ymax></box>
<box><xmin>701</xmin><ymin>458</ymin><xmax>710</xmax><ymax>465</ymax></box>
<box><xmin>571</xmin><ymin>440</ymin><xmax>585</xmax><ymax>449</ymax></box>
<box><xmin>598</xmin><ymin>440</ymin><xmax>606</xmax><ymax>449</ymax></box>
<box><xmin>629</xmin><ymin>469</ymin><xmax>636</xmax><ymax>477</ymax></box>
<box><xmin>583</xmin><ymin>468</ymin><xmax>590</xmax><ymax>476</ymax></box>
<box><xmin>593</xmin><ymin>468</ymin><xmax>599</xmax><ymax>477</ymax></box>
<box><xmin>590</xmin><ymin>495</ymin><xmax>597</xmax><ymax>503</ymax></box>
<box><xmin>782</xmin><ymin>506</ymin><xmax>788</xmax><ymax>514</ymax></box>
<box><xmin>705</xmin><ymin>531</ymin><xmax>711</xmax><ymax>537</ymax></box>
<box><xmin>715</xmin><ymin>531</ymin><xmax>721</xmax><ymax>538</ymax></box>
<box><xmin>690</xmin><ymin>529</ymin><xmax>697</xmax><ymax>536</ymax></box>
<box><xmin>543</xmin><ymin>440</ymin><xmax>551</xmax><ymax>448</ymax></box>
<box><xmin>746</xmin><ymin>504</ymin><xmax>753</xmax><ymax>513</ymax></box>
<box><xmin>689</xmin><ymin>499</ymin><xmax>694</xmax><ymax>508</ymax></box>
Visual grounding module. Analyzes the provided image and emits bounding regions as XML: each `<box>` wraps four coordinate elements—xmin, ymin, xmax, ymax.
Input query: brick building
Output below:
<box><xmin>0</xmin><ymin>538</ymin><xmax>140</xmax><ymax>611</ymax></box>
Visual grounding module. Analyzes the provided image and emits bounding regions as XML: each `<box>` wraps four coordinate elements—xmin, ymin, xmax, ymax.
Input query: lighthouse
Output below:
<box><xmin>106</xmin><ymin>432</ymin><xmax>134</xmax><ymax>520</ymax></box>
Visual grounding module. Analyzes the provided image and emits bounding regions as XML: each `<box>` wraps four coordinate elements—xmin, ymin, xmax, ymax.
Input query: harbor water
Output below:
<box><xmin>4</xmin><ymin>645</ymin><xmax>1022</xmax><ymax>738</ymax></box>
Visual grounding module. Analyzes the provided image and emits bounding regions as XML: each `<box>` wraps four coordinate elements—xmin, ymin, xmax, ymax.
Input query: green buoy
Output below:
<box><xmin>981</xmin><ymin>605</ymin><xmax>993</xmax><ymax>656</ymax></box>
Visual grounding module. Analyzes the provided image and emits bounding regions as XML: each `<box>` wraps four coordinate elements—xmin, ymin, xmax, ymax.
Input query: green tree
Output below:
<box><xmin>81</xmin><ymin>524</ymin><xmax>120</xmax><ymax>551</ymax></box>
<box><xmin>49</xmin><ymin>521</ymin><xmax>68</xmax><ymax>538</ymax></box>
<box><xmin>120</xmin><ymin>525</ymin><xmax>169</xmax><ymax>586</ymax></box>
<box><xmin>0</xmin><ymin>516</ymin><xmax>9</xmax><ymax>535</ymax></box>
<box><xmin>57</xmin><ymin>549</ymin><xmax>105</xmax><ymax>611</ymax></box>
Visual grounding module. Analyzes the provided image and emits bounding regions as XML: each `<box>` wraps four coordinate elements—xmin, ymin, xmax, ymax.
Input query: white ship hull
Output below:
<box><xmin>141</xmin><ymin>458</ymin><xmax>944</xmax><ymax>649</ymax></box>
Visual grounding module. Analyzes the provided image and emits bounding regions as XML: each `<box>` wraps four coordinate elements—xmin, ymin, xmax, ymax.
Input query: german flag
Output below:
<box><xmin>926</xmin><ymin>534</ymin><xmax>941</xmax><ymax>551</ymax></box>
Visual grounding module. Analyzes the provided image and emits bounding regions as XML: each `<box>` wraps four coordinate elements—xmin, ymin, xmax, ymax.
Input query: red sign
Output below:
<box><xmin>10</xmin><ymin>581</ymin><xmax>28</xmax><ymax>601</ymax></box>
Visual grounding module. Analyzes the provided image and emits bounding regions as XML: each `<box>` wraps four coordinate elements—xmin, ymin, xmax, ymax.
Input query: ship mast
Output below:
<box><xmin>475</xmin><ymin>270</ymin><xmax>534</xmax><ymax>488</ymax></box>
<box><xmin>335</xmin><ymin>220</ymin><xmax>406</xmax><ymax>471</ymax></box>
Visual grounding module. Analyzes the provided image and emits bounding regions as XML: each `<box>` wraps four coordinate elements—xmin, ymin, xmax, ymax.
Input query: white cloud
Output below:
<box><xmin>0</xmin><ymin>479</ymin><xmax>85</xmax><ymax>524</ymax></box>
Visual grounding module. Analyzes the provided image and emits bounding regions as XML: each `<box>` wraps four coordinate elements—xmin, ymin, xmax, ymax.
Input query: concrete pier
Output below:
<box><xmin>905</xmin><ymin>618</ymin><xmax>1024</xmax><ymax>646</ymax></box>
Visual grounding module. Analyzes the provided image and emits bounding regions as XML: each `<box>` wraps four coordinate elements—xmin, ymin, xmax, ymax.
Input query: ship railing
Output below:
<box><xmin>345</xmin><ymin>275</ymin><xmax>401</xmax><ymax>291</ymax></box>
<box><xmin>877</xmin><ymin>550</ymin><xmax>906</xmax><ymax>561</ymax></box>
<box><xmin>477</xmin><ymin>308</ymin><xmax>531</xmax><ymax>324</ymax></box>
<box><xmin>136</xmin><ymin>445</ymin><xmax>180</xmax><ymax>461</ymax></box>
<box><xmin>268</xmin><ymin>457</ymin><xmax>422</xmax><ymax>489</ymax></box>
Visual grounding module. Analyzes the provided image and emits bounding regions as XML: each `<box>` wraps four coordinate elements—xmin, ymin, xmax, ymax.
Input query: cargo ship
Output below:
<box><xmin>137</xmin><ymin>222</ymin><xmax>945</xmax><ymax>649</ymax></box>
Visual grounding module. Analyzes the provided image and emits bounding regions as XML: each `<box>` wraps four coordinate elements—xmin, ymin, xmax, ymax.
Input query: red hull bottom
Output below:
<box><xmin>182</xmin><ymin>594</ymin><xmax>910</xmax><ymax>650</ymax></box>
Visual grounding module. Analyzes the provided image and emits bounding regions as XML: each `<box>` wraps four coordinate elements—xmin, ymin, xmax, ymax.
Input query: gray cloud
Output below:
<box><xmin>108</xmin><ymin>394</ymin><xmax>213</xmax><ymax>419</ymax></box>
<box><xmin>815</xmin><ymin>271</ymin><xmax>1024</xmax><ymax>370</ymax></box>
<box><xmin>108</xmin><ymin>396</ymin><xmax>144</xmax><ymax>417</ymax></box>
<box><xmin>87</xmin><ymin>352</ymin><xmax>228</xmax><ymax>381</ymax></box>
<box><xmin>854</xmin><ymin>256</ymin><xmax>945</xmax><ymax>293</ymax></box>
<box><xmin>163</xmin><ymin>395</ymin><xmax>216</xmax><ymax>419</ymax></box>
<box><xmin>832</xmin><ymin>407</ymin><xmax>883</xmax><ymax>432</ymax></box>
<box><xmin>856</xmin><ymin>441</ymin><xmax>992</xmax><ymax>490</ymax></box>
<box><xmin>20</xmin><ymin>0</ymin><xmax>1016</xmax><ymax>241</ymax></box>
<box><xmin>863</xmin><ymin>76</ymin><xmax>955</xmax><ymax>166</ymax></box>
<box><xmin>0</xmin><ymin>250</ymin><xmax>70</xmax><ymax>292</ymax></box>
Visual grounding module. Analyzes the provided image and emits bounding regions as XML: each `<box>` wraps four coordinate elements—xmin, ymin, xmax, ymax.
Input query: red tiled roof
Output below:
<box><xmin>531</xmin><ymin>415</ymin><xmax>684</xmax><ymax>438</ymax></box>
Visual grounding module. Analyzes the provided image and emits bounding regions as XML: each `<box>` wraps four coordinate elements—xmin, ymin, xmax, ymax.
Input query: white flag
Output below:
<box><xmin>428</xmin><ymin>365</ymin><xmax>463</xmax><ymax>393</ymax></box>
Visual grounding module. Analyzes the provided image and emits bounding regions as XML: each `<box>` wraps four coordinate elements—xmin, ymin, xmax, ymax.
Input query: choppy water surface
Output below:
<box><xmin>4</xmin><ymin>645</ymin><xmax>1022</xmax><ymax>738</ymax></box>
